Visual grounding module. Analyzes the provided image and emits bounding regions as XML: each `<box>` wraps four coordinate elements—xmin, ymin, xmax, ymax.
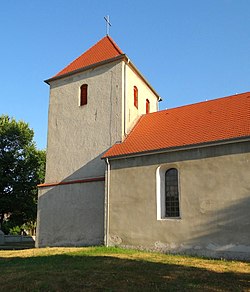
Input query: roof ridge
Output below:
<box><xmin>54</xmin><ymin>37</ymin><xmax>107</xmax><ymax>77</ymax></box>
<box><xmin>54</xmin><ymin>36</ymin><xmax>124</xmax><ymax>78</ymax></box>
<box><xmin>106</xmin><ymin>35</ymin><xmax>123</xmax><ymax>54</ymax></box>
<box><xmin>163</xmin><ymin>91</ymin><xmax>250</xmax><ymax>113</ymax></box>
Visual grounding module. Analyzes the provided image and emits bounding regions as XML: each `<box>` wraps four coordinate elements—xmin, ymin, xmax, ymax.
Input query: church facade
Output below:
<box><xmin>36</xmin><ymin>36</ymin><xmax>250</xmax><ymax>260</ymax></box>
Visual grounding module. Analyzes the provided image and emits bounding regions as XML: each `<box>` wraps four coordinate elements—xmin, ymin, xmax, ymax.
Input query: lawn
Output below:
<box><xmin>0</xmin><ymin>246</ymin><xmax>249</xmax><ymax>291</ymax></box>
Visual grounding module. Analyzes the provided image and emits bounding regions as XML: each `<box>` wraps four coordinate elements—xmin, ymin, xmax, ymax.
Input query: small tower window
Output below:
<box><xmin>134</xmin><ymin>86</ymin><xmax>138</xmax><ymax>109</ymax></box>
<box><xmin>80</xmin><ymin>84</ymin><xmax>88</xmax><ymax>106</ymax></box>
<box><xmin>146</xmin><ymin>99</ymin><xmax>150</xmax><ymax>114</ymax></box>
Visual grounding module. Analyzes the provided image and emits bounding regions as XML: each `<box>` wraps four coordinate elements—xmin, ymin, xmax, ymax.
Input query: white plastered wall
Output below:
<box><xmin>123</xmin><ymin>62</ymin><xmax>159</xmax><ymax>135</ymax></box>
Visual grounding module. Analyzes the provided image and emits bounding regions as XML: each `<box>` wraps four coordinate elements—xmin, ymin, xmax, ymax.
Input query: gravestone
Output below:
<box><xmin>0</xmin><ymin>230</ymin><xmax>5</xmax><ymax>245</ymax></box>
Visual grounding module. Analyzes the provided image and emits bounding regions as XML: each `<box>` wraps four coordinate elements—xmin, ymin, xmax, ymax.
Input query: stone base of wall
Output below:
<box><xmin>111</xmin><ymin>243</ymin><xmax>250</xmax><ymax>261</ymax></box>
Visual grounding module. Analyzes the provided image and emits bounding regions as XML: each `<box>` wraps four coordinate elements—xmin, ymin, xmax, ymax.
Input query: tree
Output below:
<box><xmin>0</xmin><ymin>115</ymin><xmax>45</xmax><ymax>232</ymax></box>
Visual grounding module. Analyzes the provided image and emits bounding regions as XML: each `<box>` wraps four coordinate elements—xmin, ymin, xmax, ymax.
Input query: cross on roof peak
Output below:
<box><xmin>104</xmin><ymin>15</ymin><xmax>112</xmax><ymax>36</ymax></box>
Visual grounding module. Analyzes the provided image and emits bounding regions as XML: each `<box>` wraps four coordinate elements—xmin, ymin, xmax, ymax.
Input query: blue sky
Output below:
<box><xmin>1</xmin><ymin>0</ymin><xmax>250</xmax><ymax>149</ymax></box>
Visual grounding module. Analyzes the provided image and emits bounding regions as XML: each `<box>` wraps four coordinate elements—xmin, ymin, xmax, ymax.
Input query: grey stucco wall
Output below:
<box><xmin>45</xmin><ymin>60</ymin><xmax>160</xmax><ymax>184</ymax></box>
<box><xmin>37</xmin><ymin>61</ymin><xmax>123</xmax><ymax>247</ymax></box>
<box><xmin>45</xmin><ymin>61</ymin><xmax>124</xmax><ymax>183</ymax></box>
<box><xmin>36</xmin><ymin>181</ymin><xmax>104</xmax><ymax>247</ymax></box>
<box><xmin>107</xmin><ymin>141</ymin><xmax>250</xmax><ymax>260</ymax></box>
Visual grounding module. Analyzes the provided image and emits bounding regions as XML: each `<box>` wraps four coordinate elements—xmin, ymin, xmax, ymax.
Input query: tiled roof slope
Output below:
<box><xmin>103</xmin><ymin>92</ymin><xmax>250</xmax><ymax>158</ymax></box>
<box><xmin>54</xmin><ymin>36</ymin><xmax>123</xmax><ymax>78</ymax></box>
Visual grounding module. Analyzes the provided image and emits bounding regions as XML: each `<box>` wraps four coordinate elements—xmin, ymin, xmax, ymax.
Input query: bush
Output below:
<box><xmin>9</xmin><ymin>226</ymin><xmax>22</xmax><ymax>235</ymax></box>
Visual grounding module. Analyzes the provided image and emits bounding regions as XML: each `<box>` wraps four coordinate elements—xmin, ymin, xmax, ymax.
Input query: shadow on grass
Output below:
<box><xmin>0</xmin><ymin>254</ymin><xmax>249</xmax><ymax>291</ymax></box>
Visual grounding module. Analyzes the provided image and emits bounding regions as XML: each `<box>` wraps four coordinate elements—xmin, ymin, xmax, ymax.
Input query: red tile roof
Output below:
<box><xmin>103</xmin><ymin>92</ymin><xmax>250</xmax><ymax>158</ymax></box>
<box><xmin>54</xmin><ymin>36</ymin><xmax>123</xmax><ymax>78</ymax></box>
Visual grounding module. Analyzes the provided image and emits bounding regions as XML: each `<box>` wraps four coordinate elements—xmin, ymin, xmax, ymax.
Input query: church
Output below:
<box><xmin>36</xmin><ymin>35</ymin><xmax>250</xmax><ymax>260</ymax></box>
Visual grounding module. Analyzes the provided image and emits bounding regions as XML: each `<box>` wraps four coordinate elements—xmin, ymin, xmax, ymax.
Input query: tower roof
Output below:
<box><xmin>47</xmin><ymin>36</ymin><xmax>124</xmax><ymax>82</ymax></box>
<box><xmin>45</xmin><ymin>35</ymin><xmax>160</xmax><ymax>99</ymax></box>
<box><xmin>103</xmin><ymin>92</ymin><xmax>250</xmax><ymax>159</ymax></box>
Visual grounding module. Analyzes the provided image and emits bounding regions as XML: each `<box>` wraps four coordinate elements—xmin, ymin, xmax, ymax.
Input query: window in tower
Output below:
<box><xmin>134</xmin><ymin>86</ymin><xmax>138</xmax><ymax>109</ymax></box>
<box><xmin>80</xmin><ymin>84</ymin><xmax>88</xmax><ymax>106</ymax></box>
<box><xmin>146</xmin><ymin>99</ymin><xmax>150</xmax><ymax>114</ymax></box>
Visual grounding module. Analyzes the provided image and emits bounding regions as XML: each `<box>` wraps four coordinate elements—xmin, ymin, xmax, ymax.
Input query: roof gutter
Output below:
<box><xmin>104</xmin><ymin>158</ymin><xmax>110</xmax><ymax>246</ymax></box>
<box><xmin>103</xmin><ymin>136</ymin><xmax>250</xmax><ymax>161</ymax></box>
<box><xmin>44</xmin><ymin>54</ymin><xmax>162</xmax><ymax>101</ymax></box>
<box><xmin>123</xmin><ymin>59</ymin><xmax>128</xmax><ymax>137</ymax></box>
<box><xmin>44</xmin><ymin>54</ymin><xmax>127</xmax><ymax>84</ymax></box>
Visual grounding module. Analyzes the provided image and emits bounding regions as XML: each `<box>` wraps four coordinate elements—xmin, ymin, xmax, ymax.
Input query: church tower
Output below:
<box><xmin>36</xmin><ymin>36</ymin><xmax>160</xmax><ymax>247</ymax></box>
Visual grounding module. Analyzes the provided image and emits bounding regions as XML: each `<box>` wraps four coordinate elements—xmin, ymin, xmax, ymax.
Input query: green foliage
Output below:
<box><xmin>1</xmin><ymin>220</ymin><xmax>17</xmax><ymax>234</ymax></box>
<box><xmin>8</xmin><ymin>225</ymin><xmax>22</xmax><ymax>235</ymax></box>
<box><xmin>2</xmin><ymin>221</ymin><xmax>37</xmax><ymax>235</ymax></box>
<box><xmin>0</xmin><ymin>115</ymin><xmax>46</xmax><ymax>231</ymax></box>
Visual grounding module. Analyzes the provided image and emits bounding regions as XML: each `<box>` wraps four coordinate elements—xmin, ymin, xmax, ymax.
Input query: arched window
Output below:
<box><xmin>134</xmin><ymin>86</ymin><xmax>138</xmax><ymax>109</ymax></box>
<box><xmin>146</xmin><ymin>99</ymin><xmax>150</xmax><ymax>114</ymax></box>
<box><xmin>80</xmin><ymin>84</ymin><xmax>88</xmax><ymax>106</ymax></box>
<box><xmin>165</xmin><ymin>168</ymin><xmax>180</xmax><ymax>217</ymax></box>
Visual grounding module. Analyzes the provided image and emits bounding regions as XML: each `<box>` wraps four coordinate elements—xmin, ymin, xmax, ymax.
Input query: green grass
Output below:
<box><xmin>0</xmin><ymin>246</ymin><xmax>249</xmax><ymax>291</ymax></box>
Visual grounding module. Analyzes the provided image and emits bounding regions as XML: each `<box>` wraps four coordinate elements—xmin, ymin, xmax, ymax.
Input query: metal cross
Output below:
<box><xmin>104</xmin><ymin>15</ymin><xmax>111</xmax><ymax>36</ymax></box>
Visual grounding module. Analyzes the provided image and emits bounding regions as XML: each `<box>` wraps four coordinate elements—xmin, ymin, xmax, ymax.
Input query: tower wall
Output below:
<box><xmin>124</xmin><ymin>63</ymin><xmax>159</xmax><ymax>134</ymax></box>
<box><xmin>36</xmin><ymin>181</ymin><xmax>105</xmax><ymax>247</ymax></box>
<box><xmin>36</xmin><ymin>55</ymin><xmax>160</xmax><ymax>247</ymax></box>
<box><xmin>36</xmin><ymin>61</ymin><xmax>123</xmax><ymax>247</ymax></box>
<box><xmin>45</xmin><ymin>60</ymin><xmax>123</xmax><ymax>183</ymax></box>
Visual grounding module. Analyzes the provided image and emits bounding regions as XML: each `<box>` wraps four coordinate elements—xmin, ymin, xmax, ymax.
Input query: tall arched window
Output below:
<box><xmin>146</xmin><ymin>99</ymin><xmax>150</xmax><ymax>114</ymax></box>
<box><xmin>165</xmin><ymin>168</ymin><xmax>180</xmax><ymax>217</ymax></box>
<box><xmin>134</xmin><ymin>86</ymin><xmax>138</xmax><ymax>108</ymax></box>
<box><xmin>80</xmin><ymin>84</ymin><xmax>88</xmax><ymax>106</ymax></box>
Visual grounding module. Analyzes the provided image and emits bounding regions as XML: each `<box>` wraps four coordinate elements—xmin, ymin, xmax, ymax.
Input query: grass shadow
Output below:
<box><xmin>0</xmin><ymin>253</ymin><xmax>249</xmax><ymax>291</ymax></box>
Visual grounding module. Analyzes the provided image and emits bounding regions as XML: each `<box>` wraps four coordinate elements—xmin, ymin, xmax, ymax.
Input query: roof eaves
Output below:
<box><xmin>45</xmin><ymin>54</ymin><xmax>127</xmax><ymax>84</ymax></box>
<box><xmin>103</xmin><ymin>135</ymin><xmax>250</xmax><ymax>160</ymax></box>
